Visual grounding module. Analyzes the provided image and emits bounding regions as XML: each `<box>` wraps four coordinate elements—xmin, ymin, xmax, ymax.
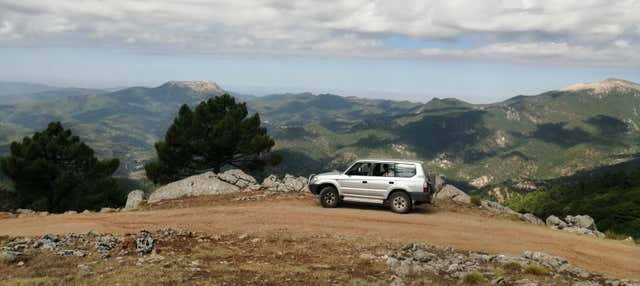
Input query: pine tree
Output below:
<box><xmin>0</xmin><ymin>122</ymin><xmax>122</xmax><ymax>212</ymax></box>
<box><xmin>145</xmin><ymin>94</ymin><xmax>278</xmax><ymax>184</ymax></box>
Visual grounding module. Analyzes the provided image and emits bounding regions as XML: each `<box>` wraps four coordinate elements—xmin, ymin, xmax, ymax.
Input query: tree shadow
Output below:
<box><xmin>530</xmin><ymin>122</ymin><xmax>593</xmax><ymax>147</ymax></box>
<box><xmin>395</xmin><ymin>110</ymin><xmax>490</xmax><ymax>159</ymax></box>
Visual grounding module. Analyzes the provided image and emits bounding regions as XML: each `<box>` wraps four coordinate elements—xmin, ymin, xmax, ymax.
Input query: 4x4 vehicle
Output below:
<box><xmin>307</xmin><ymin>159</ymin><xmax>433</xmax><ymax>213</ymax></box>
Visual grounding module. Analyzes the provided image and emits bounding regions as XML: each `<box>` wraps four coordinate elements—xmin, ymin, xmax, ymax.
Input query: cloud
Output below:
<box><xmin>0</xmin><ymin>0</ymin><xmax>638</xmax><ymax>66</ymax></box>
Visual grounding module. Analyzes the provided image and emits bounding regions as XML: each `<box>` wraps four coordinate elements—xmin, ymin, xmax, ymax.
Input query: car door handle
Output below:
<box><xmin>362</xmin><ymin>181</ymin><xmax>367</xmax><ymax>184</ymax></box>
<box><xmin>389</xmin><ymin>181</ymin><xmax>394</xmax><ymax>184</ymax></box>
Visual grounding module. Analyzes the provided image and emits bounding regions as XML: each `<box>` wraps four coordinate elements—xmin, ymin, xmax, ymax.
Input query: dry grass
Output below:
<box><xmin>525</xmin><ymin>264</ymin><xmax>550</xmax><ymax>276</ymax></box>
<box><xmin>502</xmin><ymin>262</ymin><xmax>522</xmax><ymax>272</ymax></box>
<box><xmin>462</xmin><ymin>271</ymin><xmax>485</xmax><ymax>285</ymax></box>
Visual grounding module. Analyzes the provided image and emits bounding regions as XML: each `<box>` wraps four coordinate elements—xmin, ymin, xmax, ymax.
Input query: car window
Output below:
<box><xmin>394</xmin><ymin>163</ymin><xmax>416</xmax><ymax>178</ymax></box>
<box><xmin>372</xmin><ymin>163</ymin><xmax>394</xmax><ymax>177</ymax></box>
<box><xmin>346</xmin><ymin>162</ymin><xmax>371</xmax><ymax>176</ymax></box>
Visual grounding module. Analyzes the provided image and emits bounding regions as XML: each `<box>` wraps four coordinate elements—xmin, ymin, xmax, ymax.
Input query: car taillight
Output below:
<box><xmin>423</xmin><ymin>182</ymin><xmax>430</xmax><ymax>193</ymax></box>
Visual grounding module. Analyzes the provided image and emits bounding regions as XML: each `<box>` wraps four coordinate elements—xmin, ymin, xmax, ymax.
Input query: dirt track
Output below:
<box><xmin>1</xmin><ymin>194</ymin><xmax>638</xmax><ymax>280</ymax></box>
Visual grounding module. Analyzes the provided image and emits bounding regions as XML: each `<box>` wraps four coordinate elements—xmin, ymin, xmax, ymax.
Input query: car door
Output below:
<box><xmin>367</xmin><ymin>162</ymin><xmax>395</xmax><ymax>199</ymax></box>
<box><xmin>337</xmin><ymin>162</ymin><xmax>373</xmax><ymax>197</ymax></box>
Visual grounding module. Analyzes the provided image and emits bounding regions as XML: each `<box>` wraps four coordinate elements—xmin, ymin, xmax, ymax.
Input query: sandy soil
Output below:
<box><xmin>1</xmin><ymin>194</ymin><xmax>638</xmax><ymax>280</ymax></box>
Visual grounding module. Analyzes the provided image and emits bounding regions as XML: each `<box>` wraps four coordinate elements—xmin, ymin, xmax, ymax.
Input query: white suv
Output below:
<box><xmin>307</xmin><ymin>159</ymin><xmax>433</xmax><ymax>213</ymax></box>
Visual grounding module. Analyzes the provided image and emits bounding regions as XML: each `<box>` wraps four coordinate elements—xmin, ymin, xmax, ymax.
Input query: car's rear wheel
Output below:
<box><xmin>389</xmin><ymin>192</ymin><xmax>411</xmax><ymax>213</ymax></box>
<box><xmin>319</xmin><ymin>186</ymin><xmax>339</xmax><ymax>208</ymax></box>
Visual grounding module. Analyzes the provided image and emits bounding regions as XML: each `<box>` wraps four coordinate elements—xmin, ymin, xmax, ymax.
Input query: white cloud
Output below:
<box><xmin>0</xmin><ymin>0</ymin><xmax>638</xmax><ymax>66</ymax></box>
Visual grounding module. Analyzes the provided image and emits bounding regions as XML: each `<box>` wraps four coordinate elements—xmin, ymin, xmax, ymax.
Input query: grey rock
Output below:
<box><xmin>0</xmin><ymin>250</ymin><xmax>19</xmax><ymax>263</ymax></box>
<box><xmin>217</xmin><ymin>169</ymin><xmax>257</xmax><ymax>188</ymax></box>
<box><xmin>522</xmin><ymin>213</ymin><xmax>544</xmax><ymax>225</ymax></box>
<box><xmin>100</xmin><ymin>207</ymin><xmax>116</xmax><ymax>213</ymax></box>
<box><xmin>124</xmin><ymin>190</ymin><xmax>145</xmax><ymax>210</ymax></box>
<box><xmin>481</xmin><ymin>200</ymin><xmax>519</xmax><ymax>215</ymax></box>
<box><xmin>523</xmin><ymin>251</ymin><xmax>567</xmax><ymax>269</ymax></box>
<box><xmin>148</xmin><ymin>172</ymin><xmax>240</xmax><ymax>203</ymax></box>
<box><xmin>282</xmin><ymin>174</ymin><xmax>307</xmax><ymax>192</ymax></box>
<box><xmin>15</xmin><ymin>209</ymin><xmax>34</xmax><ymax>215</ymax></box>
<box><xmin>261</xmin><ymin>175</ymin><xmax>279</xmax><ymax>189</ymax></box>
<box><xmin>135</xmin><ymin>230</ymin><xmax>155</xmax><ymax>256</ymax></box>
<box><xmin>64</xmin><ymin>210</ymin><xmax>78</xmax><ymax>215</ymax></box>
<box><xmin>565</xmin><ymin>215</ymin><xmax>597</xmax><ymax>230</ymax></box>
<box><xmin>434</xmin><ymin>184</ymin><xmax>470</xmax><ymax>204</ymax></box>
<box><xmin>95</xmin><ymin>235</ymin><xmax>120</xmax><ymax>258</ymax></box>
<box><xmin>546</xmin><ymin>215</ymin><xmax>567</xmax><ymax>229</ymax></box>
<box><xmin>413</xmin><ymin>249</ymin><xmax>435</xmax><ymax>262</ymax></box>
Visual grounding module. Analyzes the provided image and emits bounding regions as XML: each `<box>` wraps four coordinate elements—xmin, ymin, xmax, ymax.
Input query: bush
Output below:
<box><xmin>0</xmin><ymin>122</ymin><xmax>124</xmax><ymax>212</ymax></box>
<box><xmin>525</xmin><ymin>264</ymin><xmax>550</xmax><ymax>276</ymax></box>
<box><xmin>462</xmin><ymin>271</ymin><xmax>485</xmax><ymax>284</ymax></box>
<box><xmin>145</xmin><ymin>94</ymin><xmax>278</xmax><ymax>184</ymax></box>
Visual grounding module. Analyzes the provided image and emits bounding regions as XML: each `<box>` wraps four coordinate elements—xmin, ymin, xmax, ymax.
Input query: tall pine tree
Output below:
<box><xmin>145</xmin><ymin>94</ymin><xmax>278</xmax><ymax>184</ymax></box>
<box><xmin>0</xmin><ymin>122</ymin><xmax>122</xmax><ymax>212</ymax></box>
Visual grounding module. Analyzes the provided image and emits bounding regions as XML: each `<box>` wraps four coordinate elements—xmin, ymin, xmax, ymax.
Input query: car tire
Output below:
<box><xmin>319</xmin><ymin>186</ymin><xmax>339</xmax><ymax>208</ymax></box>
<box><xmin>389</xmin><ymin>192</ymin><xmax>411</xmax><ymax>213</ymax></box>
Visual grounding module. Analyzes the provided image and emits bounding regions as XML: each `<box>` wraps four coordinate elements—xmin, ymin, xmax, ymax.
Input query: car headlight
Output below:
<box><xmin>308</xmin><ymin>175</ymin><xmax>318</xmax><ymax>184</ymax></box>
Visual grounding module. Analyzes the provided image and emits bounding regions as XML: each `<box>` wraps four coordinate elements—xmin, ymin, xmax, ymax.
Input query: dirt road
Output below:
<box><xmin>1</xmin><ymin>195</ymin><xmax>638</xmax><ymax>279</ymax></box>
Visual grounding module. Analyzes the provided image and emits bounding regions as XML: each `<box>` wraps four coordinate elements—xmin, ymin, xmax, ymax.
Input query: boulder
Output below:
<box><xmin>148</xmin><ymin>172</ymin><xmax>240</xmax><ymax>203</ymax></box>
<box><xmin>124</xmin><ymin>190</ymin><xmax>145</xmax><ymax>210</ymax></box>
<box><xmin>63</xmin><ymin>210</ymin><xmax>78</xmax><ymax>215</ymax></box>
<box><xmin>16</xmin><ymin>209</ymin><xmax>34</xmax><ymax>215</ymax></box>
<box><xmin>522</xmin><ymin>213</ymin><xmax>544</xmax><ymax>225</ymax></box>
<box><xmin>434</xmin><ymin>185</ymin><xmax>470</xmax><ymax>204</ymax></box>
<box><xmin>100</xmin><ymin>207</ymin><xmax>116</xmax><ymax>213</ymax></box>
<box><xmin>217</xmin><ymin>169</ymin><xmax>257</xmax><ymax>189</ymax></box>
<box><xmin>481</xmin><ymin>200</ymin><xmax>519</xmax><ymax>216</ymax></box>
<box><xmin>564</xmin><ymin>215</ymin><xmax>597</xmax><ymax>230</ymax></box>
<box><xmin>261</xmin><ymin>175</ymin><xmax>279</xmax><ymax>189</ymax></box>
<box><xmin>545</xmin><ymin>215</ymin><xmax>567</xmax><ymax>229</ymax></box>
<box><xmin>282</xmin><ymin>174</ymin><xmax>308</xmax><ymax>192</ymax></box>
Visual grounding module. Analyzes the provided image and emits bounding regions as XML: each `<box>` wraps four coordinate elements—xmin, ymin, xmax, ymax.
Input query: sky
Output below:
<box><xmin>1</xmin><ymin>0</ymin><xmax>639</xmax><ymax>103</ymax></box>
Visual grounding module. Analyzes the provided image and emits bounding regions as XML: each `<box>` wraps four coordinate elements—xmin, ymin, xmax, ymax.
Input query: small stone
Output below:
<box><xmin>17</xmin><ymin>261</ymin><xmax>24</xmax><ymax>266</ymax></box>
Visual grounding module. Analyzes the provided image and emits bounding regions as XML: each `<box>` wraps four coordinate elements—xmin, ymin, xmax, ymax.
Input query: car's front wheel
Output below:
<box><xmin>389</xmin><ymin>192</ymin><xmax>412</xmax><ymax>213</ymax></box>
<box><xmin>319</xmin><ymin>186</ymin><xmax>340</xmax><ymax>208</ymax></box>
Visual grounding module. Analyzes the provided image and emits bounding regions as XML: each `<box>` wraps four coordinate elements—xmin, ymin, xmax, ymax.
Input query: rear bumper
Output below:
<box><xmin>409</xmin><ymin>192</ymin><xmax>432</xmax><ymax>204</ymax></box>
<box><xmin>308</xmin><ymin>184</ymin><xmax>321</xmax><ymax>195</ymax></box>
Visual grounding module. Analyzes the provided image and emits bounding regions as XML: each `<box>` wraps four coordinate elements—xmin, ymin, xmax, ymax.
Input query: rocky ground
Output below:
<box><xmin>1</xmin><ymin>226</ymin><xmax>638</xmax><ymax>286</ymax></box>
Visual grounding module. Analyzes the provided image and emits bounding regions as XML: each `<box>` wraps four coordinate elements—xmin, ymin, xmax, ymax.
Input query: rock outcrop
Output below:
<box><xmin>545</xmin><ymin>214</ymin><xmax>604</xmax><ymax>238</ymax></box>
<box><xmin>433</xmin><ymin>184</ymin><xmax>470</xmax><ymax>204</ymax></box>
<box><xmin>124</xmin><ymin>190</ymin><xmax>145</xmax><ymax>210</ymax></box>
<box><xmin>383</xmin><ymin>242</ymin><xmax>639</xmax><ymax>286</ymax></box>
<box><xmin>148</xmin><ymin>172</ymin><xmax>239</xmax><ymax>203</ymax></box>
<box><xmin>146</xmin><ymin>170</ymin><xmax>309</xmax><ymax>204</ymax></box>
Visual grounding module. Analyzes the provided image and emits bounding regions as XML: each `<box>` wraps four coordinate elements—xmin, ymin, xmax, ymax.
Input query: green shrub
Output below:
<box><xmin>462</xmin><ymin>271</ymin><xmax>485</xmax><ymax>285</ymax></box>
<box><xmin>525</xmin><ymin>264</ymin><xmax>550</xmax><ymax>276</ymax></box>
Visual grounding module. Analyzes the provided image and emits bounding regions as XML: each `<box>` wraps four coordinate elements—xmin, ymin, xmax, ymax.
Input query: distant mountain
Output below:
<box><xmin>1</xmin><ymin>78</ymin><xmax>639</xmax><ymax>190</ymax></box>
<box><xmin>0</xmin><ymin>80</ymin><xmax>227</xmax><ymax>173</ymax></box>
<box><xmin>0</xmin><ymin>81</ymin><xmax>108</xmax><ymax>105</ymax></box>
<box><xmin>0</xmin><ymin>81</ymin><xmax>58</xmax><ymax>96</ymax></box>
<box><xmin>262</xmin><ymin>78</ymin><xmax>640</xmax><ymax>187</ymax></box>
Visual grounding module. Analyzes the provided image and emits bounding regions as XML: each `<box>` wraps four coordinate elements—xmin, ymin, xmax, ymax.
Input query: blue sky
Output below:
<box><xmin>1</xmin><ymin>1</ymin><xmax>639</xmax><ymax>103</ymax></box>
